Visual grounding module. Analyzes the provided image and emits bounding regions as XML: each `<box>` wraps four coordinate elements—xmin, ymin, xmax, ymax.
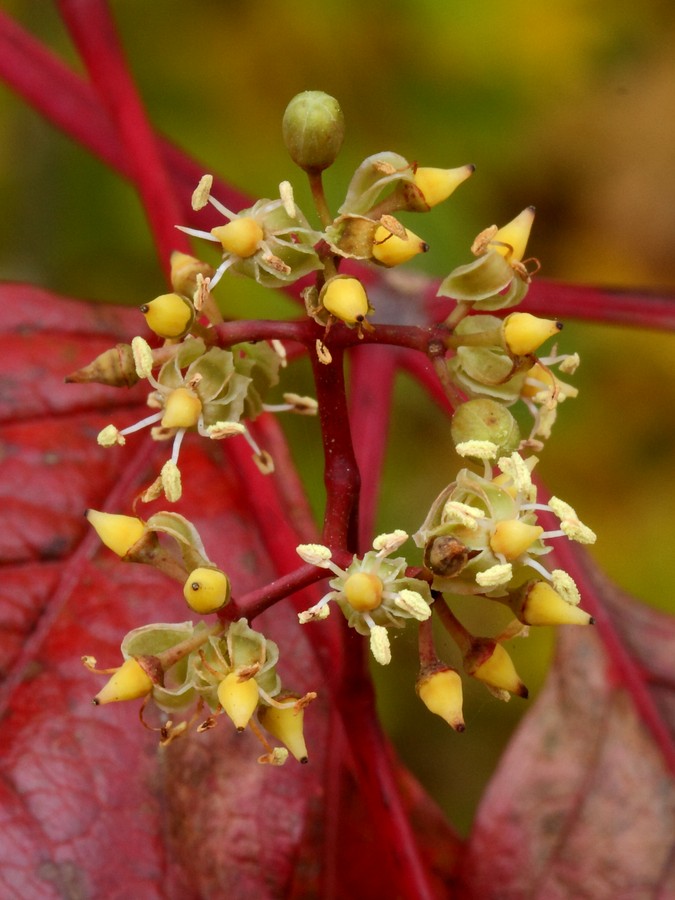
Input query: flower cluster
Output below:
<box><xmin>84</xmin><ymin>508</ymin><xmax>314</xmax><ymax>763</ymax></box>
<box><xmin>296</xmin><ymin>531</ymin><xmax>433</xmax><ymax>665</ymax></box>
<box><xmin>72</xmin><ymin>89</ymin><xmax>597</xmax><ymax>755</ymax></box>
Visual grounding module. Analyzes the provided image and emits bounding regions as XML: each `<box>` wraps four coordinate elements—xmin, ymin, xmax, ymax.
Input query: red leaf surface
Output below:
<box><xmin>0</xmin><ymin>285</ymin><xmax>460</xmax><ymax>899</ymax></box>
<box><xmin>459</xmin><ymin>553</ymin><xmax>675</xmax><ymax>899</ymax></box>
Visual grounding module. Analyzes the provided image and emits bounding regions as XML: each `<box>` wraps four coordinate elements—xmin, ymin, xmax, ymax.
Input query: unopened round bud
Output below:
<box><xmin>282</xmin><ymin>91</ymin><xmax>345</xmax><ymax>173</ymax></box>
<box><xmin>140</xmin><ymin>293</ymin><xmax>195</xmax><ymax>339</ymax></box>
<box><xmin>183</xmin><ymin>567</ymin><xmax>230</xmax><ymax>614</ymax></box>
<box><xmin>451</xmin><ymin>399</ymin><xmax>520</xmax><ymax>454</ymax></box>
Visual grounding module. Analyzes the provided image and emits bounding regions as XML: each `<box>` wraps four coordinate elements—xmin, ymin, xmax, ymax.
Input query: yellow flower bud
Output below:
<box><xmin>417</xmin><ymin>667</ymin><xmax>465</xmax><ymax>732</ymax></box>
<box><xmin>258</xmin><ymin>702</ymin><xmax>309</xmax><ymax>763</ymax></box>
<box><xmin>514</xmin><ymin>581</ymin><xmax>594</xmax><ymax>627</ymax></box>
<box><xmin>491</xmin><ymin>206</ymin><xmax>535</xmax><ymax>262</ymax></box>
<box><xmin>490</xmin><ymin>519</ymin><xmax>543</xmax><ymax>560</ymax></box>
<box><xmin>169</xmin><ymin>251</ymin><xmax>215</xmax><ymax>298</ymax></box>
<box><xmin>93</xmin><ymin>657</ymin><xmax>156</xmax><ymax>705</ymax></box>
<box><xmin>320</xmin><ymin>276</ymin><xmax>371</xmax><ymax>326</ymax></box>
<box><xmin>85</xmin><ymin>509</ymin><xmax>146</xmax><ymax>557</ymax></box>
<box><xmin>211</xmin><ymin>218</ymin><xmax>264</xmax><ymax>258</ymax></box>
<box><xmin>161</xmin><ymin>387</ymin><xmax>202</xmax><ymax>429</ymax></box>
<box><xmin>217</xmin><ymin>672</ymin><xmax>260</xmax><ymax>731</ymax></box>
<box><xmin>371</xmin><ymin>224</ymin><xmax>429</xmax><ymax>267</ymax></box>
<box><xmin>412</xmin><ymin>164</ymin><xmax>475</xmax><ymax>209</ymax></box>
<box><xmin>344</xmin><ymin>572</ymin><xmax>383</xmax><ymax>611</ymax></box>
<box><xmin>503</xmin><ymin>312</ymin><xmax>562</xmax><ymax>357</ymax></box>
<box><xmin>466</xmin><ymin>640</ymin><xmax>528</xmax><ymax>698</ymax></box>
<box><xmin>140</xmin><ymin>293</ymin><xmax>195</xmax><ymax>339</ymax></box>
<box><xmin>183</xmin><ymin>567</ymin><xmax>230</xmax><ymax>614</ymax></box>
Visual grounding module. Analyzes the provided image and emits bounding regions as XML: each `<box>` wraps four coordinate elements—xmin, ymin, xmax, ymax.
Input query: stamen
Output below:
<box><xmin>120</xmin><ymin>411</ymin><xmax>164</xmax><ymax>436</ymax></box>
<box><xmin>171</xmin><ymin>428</ymin><xmax>187</xmax><ymax>464</ymax></box>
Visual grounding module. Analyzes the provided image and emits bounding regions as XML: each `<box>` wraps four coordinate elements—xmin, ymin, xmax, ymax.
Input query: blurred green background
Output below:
<box><xmin>2</xmin><ymin>0</ymin><xmax>674</xmax><ymax>835</ymax></box>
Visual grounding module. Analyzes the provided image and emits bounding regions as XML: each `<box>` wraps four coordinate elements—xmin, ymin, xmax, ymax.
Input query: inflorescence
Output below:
<box><xmin>71</xmin><ymin>90</ymin><xmax>596</xmax><ymax>761</ymax></box>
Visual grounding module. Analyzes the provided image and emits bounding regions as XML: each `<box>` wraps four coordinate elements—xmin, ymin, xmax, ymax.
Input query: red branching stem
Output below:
<box><xmin>337</xmin><ymin>627</ymin><xmax>439</xmax><ymax>900</ymax></box>
<box><xmin>348</xmin><ymin>344</ymin><xmax>398</xmax><ymax>552</ymax></box>
<box><xmin>418</xmin><ymin>618</ymin><xmax>439</xmax><ymax>669</ymax></box>
<box><xmin>311</xmin><ymin>345</ymin><xmax>361</xmax><ymax>551</ymax></box>
<box><xmin>434</xmin><ymin>598</ymin><xmax>472</xmax><ymax>656</ymax></box>
<box><xmin>58</xmin><ymin>0</ymin><xmax>189</xmax><ymax>276</ymax></box>
<box><xmin>231</xmin><ymin>563</ymin><xmax>328</xmax><ymax>620</ymax></box>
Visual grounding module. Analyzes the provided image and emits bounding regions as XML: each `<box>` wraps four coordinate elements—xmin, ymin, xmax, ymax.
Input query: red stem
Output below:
<box><xmin>58</xmin><ymin>0</ymin><xmax>189</xmax><ymax>276</ymax></box>
<box><xmin>348</xmin><ymin>344</ymin><xmax>398</xmax><ymax>552</ymax></box>
<box><xmin>311</xmin><ymin>345</ymin><xmax>361</xmax><ymax>550</ymax></box>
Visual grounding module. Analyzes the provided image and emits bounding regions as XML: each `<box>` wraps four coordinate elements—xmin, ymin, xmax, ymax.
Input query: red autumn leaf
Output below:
<box><xmin>0</xmin><ymin>285</ymin><xmax>460</xmax><ymax>899</ymax></box>
<box><xmin>2</xmin><ymin>4</ymin><xmax>675</xmax><ymax>897</ymax></box>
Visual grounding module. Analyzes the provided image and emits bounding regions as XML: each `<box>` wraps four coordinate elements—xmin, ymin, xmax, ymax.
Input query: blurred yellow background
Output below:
<box><xmin>2</xmin><ymin>0</ymin><xmax>674</xmax><ymax>834</ymax></box>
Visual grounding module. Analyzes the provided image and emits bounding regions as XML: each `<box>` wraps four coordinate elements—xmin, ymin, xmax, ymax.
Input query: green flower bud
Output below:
<box><xmin>282</xmin><ymin>91</ymin><xmax>345</xmax><ymax>173</ymax></box>
<box><xmin>451</xmin><ymin>399</ymin><xmax>521</xmax><ymax>453</ymax></box>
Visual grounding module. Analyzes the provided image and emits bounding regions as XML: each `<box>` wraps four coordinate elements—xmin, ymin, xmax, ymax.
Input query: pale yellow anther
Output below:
<box><xmin>296</xmin><ymin>543</ymin><xmax>333</xmax><ymax>566</ymax></box>
<box><xmin>369</xmin><ymin>625</ymin><xmax>391</xmax><ymax>665</ymax></box>
<box><xmin>455</xmin><ymin>440</ymin><xmax>499</xmax><ymax>460</ymax></box>
<box><xmin>161</xmin><ymin>460</ymin><xmax>182</xmax><ymax>502</ymax></box>
<box><xmin>395</xmin><ymin>589</ymin><xmax>431</xmax><ymax>621</ymax></box>
<box><xmin>192</xmin><ymin>174</ymin><xmax>213</xmax><ymax>210</ymax></box>
<box><xmin>497</xmin><ymin>453</ymin><xmax>535</xmax><ymax>500</ymax></box>
<box><xmin>279</xmin><ymin>180</ymin><xmax>296</xmax><ymax>218</ymax></box>
<box><xmin>549</xmin><ymin>497</ymin><xmax>597</xmax><ymax>544</ymax></box>
<box><xmin>372</xmin><ymin>530</ymin><xmax>408</xmax><ymax>554</ymax></box>
<box><xmin>262</xmin><ymin>253</ymin><xmax>291</xmax><ymax>274</ymax></box>
<box><xmin>441</xmin><ymin>501</ymin><xmax>484</xmax><ymax>529</ymax></box>
<box><xmin>206</xmin><ymin>421</ymin><xmax>246</xmax><ymax>440</ymax></box>
<box><xmin>298</xmin><ymin>604</ymin><xmax>331</xmax><ymax>624</ymax></box>
<box><xmin>476</xmin><ymin>563</ymin><xmax>513</xmax><ymax>587</ymax></box>
<box><xmin>211</xmin><ymin>217</ymin><xmax>264</xmax><ymax>258</ymax></box>
<box><xmin>316</xmin><ymin>340</ymin><xmax>332</xmax><ymax>365</ymax></box>
<box><xmin>266</xmin><ymin>747</ymin><xmax>290</xmax><ymax>766</ymax></box>
<box><xmin>559</xmin><ymin>353</ymin><xmax>580</xmax><ymax>375</ymax></box>
<box><xmin>271</xmin><ymin>339</ymin><xmax>288</xmax><ymax>366</ymax></box>
<box><xmin>253</xmin><ymin>450</ymin><xmax>275</xmax><ymax>475</ymax></box>
<box><xmin>131</xmin><ymin>336</ymin><xmax>154</xmax><ymax>379</ymax></box>
<box><xmin>282</xmin><ymin>393</ymin><xmax>318</xmax><ymax>415</ymax></box>
<box><xmin>551</xmin><ymin>569</ymin><xmax>581</xmax><ymax>605</ymax></box>
<box><xmin>97</xmin><ymin>424</ymin><xmax>125</xmax><ymax>447</ymax></box>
